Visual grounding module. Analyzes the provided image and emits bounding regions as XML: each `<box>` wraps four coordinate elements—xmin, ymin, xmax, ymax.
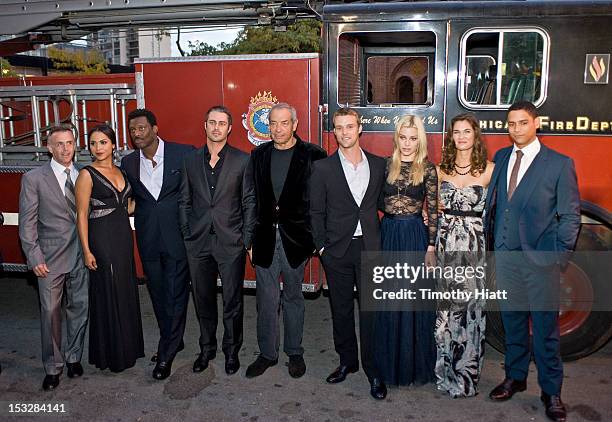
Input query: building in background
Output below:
<box><xmin>90</xmin><ymin>28</ymin><xmax>172</xmax><ymax>65</ymax></box>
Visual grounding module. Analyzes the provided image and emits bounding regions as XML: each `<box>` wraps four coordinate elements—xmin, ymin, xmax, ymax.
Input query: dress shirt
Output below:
<box><xmin>203</xmin><ymin>143</ymin><xmax>226</xmax><ymax>199</ymax></box>
<box><xmin>338</xmin><ymin>148</ymin><xmax>370</xmax><ymax>236</ymax></box>
<box><xmin>140</xmin><ymin>138</ymin><xmax>165</xmax><ymax>200</ymax></box>
<box><xmin>506</xmin><ymin>137</ymin><xmax>541</xmax><ymax>191</ymax></box>
<box><xmin>50</xmin><ymin>158</ymin><xmax>78</xmax><ymax>196</ymax></box>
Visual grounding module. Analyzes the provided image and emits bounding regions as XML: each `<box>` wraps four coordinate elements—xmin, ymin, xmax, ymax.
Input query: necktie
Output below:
<box><xmin>64</xmin><ymin>168</ymin><xmax>77</xmax><ymax>219</ymax></box>
<box><xmin>507</xmin><ymin>149</ymin><xmax>523</xmax><ymax>200</ymax></box>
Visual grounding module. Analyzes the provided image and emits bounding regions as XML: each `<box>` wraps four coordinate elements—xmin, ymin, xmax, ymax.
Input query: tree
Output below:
<box><xmin>188</xmin><ymin>19</ymin><xmax>321</xmax><ymax>56</ymax></box>
<box><xmin>47</xmin><ymin>47</ymin><xmax>108</xmax><ymax>74</ymax></box>
<box><xmin>0</xmin><ymin>58</ymin><xmax>17</xmax><ymax>77</ymax></box>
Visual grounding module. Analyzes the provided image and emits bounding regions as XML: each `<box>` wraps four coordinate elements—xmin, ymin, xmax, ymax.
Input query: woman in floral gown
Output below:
<box><xmin>435</xmin><ymin>113</ymin><xmax>494</xmax><ymax>397</ymax></box>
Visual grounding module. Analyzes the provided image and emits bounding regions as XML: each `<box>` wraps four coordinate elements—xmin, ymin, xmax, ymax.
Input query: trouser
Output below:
<box><xmin>188</xmin><ymin>234</ymin><xmax>246</xmax><ymax>358</ymax></box>
<box><xmin>495</xmin><ymin>248</ymin><xmax>563</xmax><ymax>396</ymax></box>
<box><xmin>255</xmin><ymin>230</ymin><xmax>306</xmax><ymax>361</ymax></box>
<box><xmin>37</xmin><ymin>262</ymin><xmax>89</xmax><ymax>375</ymax></box>
<box><xmin>142</xmin><ymin>253</ymin><xmax>190</xmax><ymax>363</ymax></box>
<box><xmin>321</xmin><ymin>238</ymin><xmax>379</xmax><ymax>381</ymax></box>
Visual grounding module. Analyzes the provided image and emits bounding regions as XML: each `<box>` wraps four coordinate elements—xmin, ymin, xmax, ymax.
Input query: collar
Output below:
<box><xmin>338</xmin><ymin>147</ymin><xmax>366</xmax><ymax>166</ymax></box>
<box><xmin>204</xmin><ymin>142</ymin><xmax>227</xmax><ymax>158</ymax></box>
<box><xmin>139</xmin><ymin>137</ymin><xmax>165</xmax><ymax>162</ymax></box>
<box><xmin>50</xmin><ymin>157</ymin><xmax>75</xmax><ymax>175</ymax></box>
<box><xmin>512</xmin><ymin>137</ymin><xmax>541</xmax><ymax>159</ymax></box>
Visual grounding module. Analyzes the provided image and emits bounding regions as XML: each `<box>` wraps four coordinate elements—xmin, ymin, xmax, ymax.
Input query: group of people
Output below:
<box><xmin>18</xmin><ymin>99</ymin><xmax>579</xmax><ymax>422</ymax></box>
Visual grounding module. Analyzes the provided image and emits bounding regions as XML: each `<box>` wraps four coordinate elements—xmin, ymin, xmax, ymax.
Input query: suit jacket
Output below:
<box><xmin>178</xmin><ymin>144</ymin><xmax>256</xmax><ymax>256</ymax></box>
<box><xmin>484</xmin><ymin>143</ymin><xmax>581</xmax><ymax>265</ymax></box>
<box><xmin>310</xmin><ymin>150</ymin><xmax>386</xmax><ymax>258</ymax></box>
<box><xmin>121</xmin><ymin>141</ymin><xmax>195</xmax><ymax>261</ymax></box>
<box><xmin>245</xmin><ymin>135</ymin><xmax>327</xmax><ymax>268</ymax></box>
<box><xmin>18</xmin><ymin>163</ymin><xmax>82</xmax><ymax>273</ymax></box>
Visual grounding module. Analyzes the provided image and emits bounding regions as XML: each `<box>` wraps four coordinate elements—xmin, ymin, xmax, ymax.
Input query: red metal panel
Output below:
<box><xmin>141</xmin><ymin>62</ymin><xmax>223</xmax><ymax>147</ymax></box>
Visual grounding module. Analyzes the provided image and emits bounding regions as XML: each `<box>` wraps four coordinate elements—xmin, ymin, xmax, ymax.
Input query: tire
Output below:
<box><xmin>486</xmin><ymin>201</ymin><xmax>612</xmax><ymax>361</ymax></box>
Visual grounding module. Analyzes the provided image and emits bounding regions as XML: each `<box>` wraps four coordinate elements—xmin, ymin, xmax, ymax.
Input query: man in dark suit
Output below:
<box><xmin>310</xmin><ymin>107</ymin><xmax>387</xmax><ymax>400</ymax></box>
<box><xmin>244</xmin><ymin>102</ymin><xmax>327</xmax><ymax>379</ymax></box>
<box><xmin>19</xmin><ymin>125</ymin><xmax>89</xmax><ymax>390</ymax></box>
<box><xmin>485</xmin><ymin>101</ymin><xmax>580</xmax><ymax>422</ymax></box>
<box><xmin>122</xmin><ymin>109</ymin><xmax>195</xmax><ymax>380</ymax></box>
<box><xmin>178</xmin><ymin>106</ymin><xmax>255</xmax><ymax>375</ymax></box>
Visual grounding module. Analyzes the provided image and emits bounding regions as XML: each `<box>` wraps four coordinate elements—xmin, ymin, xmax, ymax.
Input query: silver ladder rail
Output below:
<box><xmin>0</xmin><ymin>83</ymin><xmax>136</xmax><ymax>165</ymax></box>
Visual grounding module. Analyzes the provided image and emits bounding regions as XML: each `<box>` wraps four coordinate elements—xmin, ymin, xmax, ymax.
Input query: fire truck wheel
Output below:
<box><xmin>486</xmin><ymin>205</ymin><xmax>612</xmax><ymax>361</ymax></box>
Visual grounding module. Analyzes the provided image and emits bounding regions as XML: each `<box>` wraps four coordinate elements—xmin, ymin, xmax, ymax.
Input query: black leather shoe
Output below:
<box><xmin>42</xmin><ymin>374</ymin><xmax>60</xmax><ymax>391</ymax></box>
<box><xmin>541</xmin><ymin>393</ymin><xmax>567</xmax><ymax>422</ymax></box>
<box><xmin>370</xmin><ymin>377</ymin><xmax>387</xmax><ymax>400</ymax></box>
<box><xmin>153</xmin><ymin>361</ymin><xmax>172</xmax><ymax>380</ymax></box>
<box><xmin>152</xmin><ymin>339</ymin><xmax>185</xmax><ymax>362</ymax></box>
<box><xmin>66</xmin><ymin>362</ymin><xmax>83</xmax><ymax>378</ymax></box>
<box><xmin>326</xmin><ymin>364</ymin><xmax>359</xmax><ymax>384</ymax></box>
<box><xmin>225</xmin><ymin>356</ymin><xmax>240</xmax><ymax>375</ymax></box>
<box><xmin>245</xmin><ymin>356</ymin><xmax>278</xmax><ymax>378</ymax></box>
<box><xmin>193</xmin><ymin>352</ymin><xmax>216</xmax><ymax>373</ymax></box>
<box><xmin>489</xmin><ymin>378</ymin><xmax>527</xmax><ymax>401</ymax></box>
<box><xmin>288</xmin><ymin>355</ymin><xmax>306</xmax><ymax>378</ymax></box>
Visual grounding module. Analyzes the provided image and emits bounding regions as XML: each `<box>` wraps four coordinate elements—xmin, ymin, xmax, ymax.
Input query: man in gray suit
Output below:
<box><xmin>19</xmin><ymin>125</ymin><xmax>89</xmax><ymax>391</ymax></box>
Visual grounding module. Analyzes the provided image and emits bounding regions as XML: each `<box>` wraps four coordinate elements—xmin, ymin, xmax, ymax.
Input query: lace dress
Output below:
<box><xmin>375</xmin><ymin>159</ymin><xmax>438</xmax><ymax>386</ymax></box>
<box><xmin>85</xmin><ymin>166</ymin><xmax>144</xmax><ymax>372</ymax></box>
<box><xmin>434</xmin><ymin>180</ymin><xmax>487</xmax><ymax>397</ymax></box>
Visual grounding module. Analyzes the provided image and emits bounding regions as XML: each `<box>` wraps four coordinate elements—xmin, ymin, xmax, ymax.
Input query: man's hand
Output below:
<box><xmin>33</xmin><ymin>263</ymin><xmax>50</xmax><ymax>278</ymax></box>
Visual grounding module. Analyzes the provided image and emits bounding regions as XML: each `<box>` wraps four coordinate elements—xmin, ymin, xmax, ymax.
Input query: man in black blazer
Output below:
<box><xmin>178</xmin><ymin>106</ymin><xmax>255</xmax><ymax>376</ymax></box>
<box><xmin>485</xmin><ymin>101</ymin><xmax>580</xmax><ymax>422</ymax></box>
<box><xmin>244</xmin><ymin>102</ymin><xmax>327</xmax><ymax>379</ymax></box>
<box><xmin>310</xmin><ymin>107</ymin><xmax>387</xmax><ymax>400</ymax></box>
<box><xmin>122</xmin><ymin>109</ymin><xmax>195</xmax><ymax>380</ymax></box>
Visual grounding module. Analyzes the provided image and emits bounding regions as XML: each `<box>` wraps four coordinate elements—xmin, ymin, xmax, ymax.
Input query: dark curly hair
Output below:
<box><xmin>440</xmin><ymin>113</ymin><xmax>488</xmax><ymax>176</ymax></box>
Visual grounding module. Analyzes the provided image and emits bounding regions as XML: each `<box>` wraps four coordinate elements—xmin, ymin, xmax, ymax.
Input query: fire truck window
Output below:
<box><xmin>461</xmin><ymin>29</ymin><xmax>548</xmax><ymax>108</ymax></box>
<box><xmin>338</xmin><ymin>31</ymin><xmax>435</xmax><ymax>107</ymax></box>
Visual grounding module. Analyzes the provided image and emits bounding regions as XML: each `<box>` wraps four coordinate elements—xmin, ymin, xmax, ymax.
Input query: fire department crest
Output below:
<box><xmin>242</xmin><ymin>91</ymin><xmax>278</xmax><ymax>146</ymax></box>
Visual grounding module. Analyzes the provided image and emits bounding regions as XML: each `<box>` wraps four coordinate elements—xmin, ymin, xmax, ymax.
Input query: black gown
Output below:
<box><xmin>85</xmin><ymin>165</ymin><xmax>144</xmax><ymax>372</ymax></box>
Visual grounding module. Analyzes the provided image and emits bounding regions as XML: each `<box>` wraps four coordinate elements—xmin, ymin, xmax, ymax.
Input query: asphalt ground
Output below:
<box><xmin>0</xmin><ymin>274</ymin><xmax>610</xmax><ymax>422</ymax></box>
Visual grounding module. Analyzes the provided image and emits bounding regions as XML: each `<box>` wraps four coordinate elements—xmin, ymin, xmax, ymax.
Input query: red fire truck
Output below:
<box><xmin>1</xmin><ymin>1</ymin><xmax>611</xmax><ymax>360</ymax></box>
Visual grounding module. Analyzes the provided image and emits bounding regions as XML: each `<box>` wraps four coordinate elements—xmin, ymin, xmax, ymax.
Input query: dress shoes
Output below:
<box><xmin>489</xmin><ymin>378</ymin><xmax>527</xmax><ymax>401</ymax></box>
<box><xmin>541</xmin><ymin>393</ymin><xmax>567</xmax><ymax>422</ymax></box>
<box><xmin>42</xmin><ymin>374</ymin><xmax>60</xmax><ymax>391</ymax></box>
<box><xmin>225</xmin><ymin>356</ymin><xmax>240</xmax><ymax>375</ymax></box>
<box><xmin>66</xmin><ymin>362</ymin><xmax>83</xmax><ymax>378</ymax></box>
<box><xmin>152</xmin><ymin>339</ymin><xmax>185</xmax><ymax>363</ymax></box>
<box><xmin>325</xmin><ymin>364</ymin><xmax>359</xmax><ymax>384</ymax></box>
<box><xmin>193</xmin><ymin>352</ymin><xmax>216</xmax><ymax>373</ymax></box>
<box><xmin>153</xmin><ymin>361</ymin><xmax>172</xmax><ymax>380</ymax></box>
<box><xmin>245</xmin><ymin>356</ymin><xmax>278</xmax><ymax>378</ymax></box>
<box><xmin>288</xmin><ymin>355</ymin><xmax>306</xmax><ymax>379</ymax></box>
<box><xmin>370</xmin><ymin>378</ymin><xmax>388</xmax><ymax>400</ymax></box>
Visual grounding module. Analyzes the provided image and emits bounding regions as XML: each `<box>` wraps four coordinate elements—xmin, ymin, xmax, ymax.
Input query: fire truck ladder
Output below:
<box><xmin>0</xmin><ymin>83</ymin><xmax>136</xmax><ymax>166</ymax></box>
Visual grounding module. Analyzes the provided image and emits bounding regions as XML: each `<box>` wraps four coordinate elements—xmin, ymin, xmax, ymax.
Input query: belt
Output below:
<box><xmin>442</xmin><ymin>209</ymin><xmax>483</xmax><ymax>218</ymax></box>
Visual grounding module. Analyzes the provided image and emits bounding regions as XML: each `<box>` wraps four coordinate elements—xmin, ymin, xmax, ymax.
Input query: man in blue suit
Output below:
<box><xmin>122</xmin><ymin>109</ymin><xmax>195</xmax><ymax>380</ymax></box>
<box><xmin>485</xmin><ymin>101</ymin><xmax>580</xmax><ymax>422</ymax></box>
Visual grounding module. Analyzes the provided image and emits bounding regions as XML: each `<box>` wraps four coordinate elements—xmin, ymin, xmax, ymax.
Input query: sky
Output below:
<box><xmin>170</xmin><ymin>26</ymin><xmax>242</xmax><ymax>56</ymax></box>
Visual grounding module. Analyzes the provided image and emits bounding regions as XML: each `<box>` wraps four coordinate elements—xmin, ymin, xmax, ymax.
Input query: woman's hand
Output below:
<box><xmin>84</xmin><ymin>252</ymin><xmax>97</xmax><ymax>271</ymax></box>
<box><xmin>425</xmin><ymin>245</ymin><xmax>437</xmax><ymax>269</ymax></box>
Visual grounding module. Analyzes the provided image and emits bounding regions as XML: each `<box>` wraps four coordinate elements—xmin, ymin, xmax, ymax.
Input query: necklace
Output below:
<box><xmin>454</xmin><ymin>161</ymin><xmax>471</xmax><ymax>169</ymax></box>
<box><xmin>454</xmin><ymin>163</ymin><xmax>472</xmax><ymax>176</ymax></box>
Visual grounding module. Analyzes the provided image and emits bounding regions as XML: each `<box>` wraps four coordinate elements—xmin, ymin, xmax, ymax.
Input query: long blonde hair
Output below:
<box><xmin>387</xmin><ymin>114</ymin><xmax>428</xmax><ymax>185</ymax></box>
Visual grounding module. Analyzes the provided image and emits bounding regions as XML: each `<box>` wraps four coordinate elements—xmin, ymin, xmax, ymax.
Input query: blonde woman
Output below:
<box><xmin>434</xmin><ymin>113</ymin><xmax>493</xmax><ymax>397</ymax></box>
<box><xmin>376</xmin><ymin>115</ymin><xmax>438</xmax><ymax>386</ymax></box>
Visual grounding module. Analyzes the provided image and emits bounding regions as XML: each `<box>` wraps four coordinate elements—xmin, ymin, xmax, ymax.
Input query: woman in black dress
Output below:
<box><xmin>376</xmin><ymin>114</ymin><xmax>438</xmax><ymax>386</ymax></box>
<box><xmin>75</xmin><ymin>124</ymin><xmax>144</xmax><ymax>372</ymax></box>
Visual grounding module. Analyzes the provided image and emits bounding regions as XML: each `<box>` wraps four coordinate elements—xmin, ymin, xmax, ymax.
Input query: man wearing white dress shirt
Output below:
<box><xmin>19</xmin><ymin>125</ymin><xmax>89</xmax><ymax>391</ymax></box>
<box><xmin>485</xmin><ymin>101</ymin><xmax>580</xmax><ymax>422</ymax></box>
<box><xmin>122</xmin><ymin>109</ymin><xmax>195</xmax><ymax>380</ymax></box>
